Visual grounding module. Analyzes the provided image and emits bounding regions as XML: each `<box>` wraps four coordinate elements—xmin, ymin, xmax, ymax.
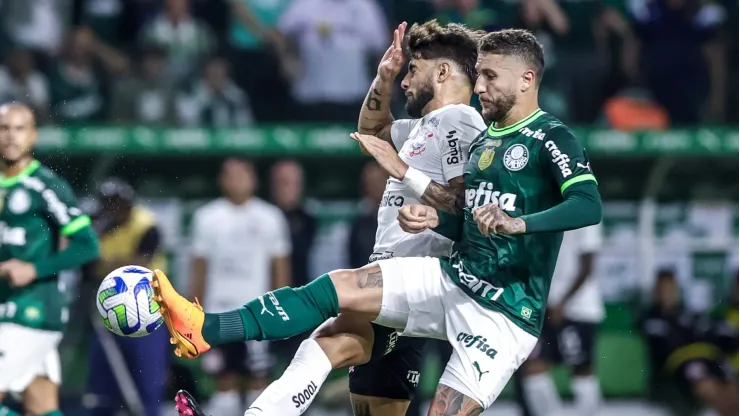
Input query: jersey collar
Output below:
<box><xmin>0</xmin><ymin>160</ymin><xmax>41</xmax><ymax>188</ymax></box>
<box><xmin>421</xmin><ymin>104</ymin><xmax>462</xmax><ymax>125</ymax></box>
<box><xmin>487</xmin><ymin>109</ymin><xmax>545</xmax><ymax>137</ymax></box>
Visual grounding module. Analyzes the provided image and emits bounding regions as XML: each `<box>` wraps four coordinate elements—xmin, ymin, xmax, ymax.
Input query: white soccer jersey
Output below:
<box><xmin>370</xmin><ymin>104</ymin><xmax>486</xmax><ymax>262</ymax></box>
<box><xmin>548</xmin><ymin>223</ymin><xmax>604</xmax><ymax>323</ymax></box>
<box><xmin>190</xmin><ymin>198</ymin><xmax>291</xmax><ymax>312</ymax></box>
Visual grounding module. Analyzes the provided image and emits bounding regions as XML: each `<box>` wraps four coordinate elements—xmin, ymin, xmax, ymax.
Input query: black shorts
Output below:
<box><xmin>202</xmin><ymin>341</ymin><xmax>272</xmax><ymax>378</ymax></box>
<box><xmin>348</xmin><ymin>323</ymin><xmax>426</xmax><ymax>400</ymax></box>
<box><xmin>530</xmin><ymin>319</ymin><xmax>597</xmax><ymax>367</ymax></box>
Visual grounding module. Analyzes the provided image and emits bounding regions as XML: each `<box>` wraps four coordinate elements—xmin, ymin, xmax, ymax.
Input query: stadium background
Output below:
<box><xmin>0</xmin><ymin>0</ymin><xmax>737</xmax><ymax>414</ymax></box>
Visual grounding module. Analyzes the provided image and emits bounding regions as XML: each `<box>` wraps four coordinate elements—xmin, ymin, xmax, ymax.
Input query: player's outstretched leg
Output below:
<box><xmin>428</xmin><ymin>384</ymin><xmax>484</xmax><ymax>416</ymax></box>
<box><xmin>175</xmin><ymin>390</ymin><xmax>208</xmax><ymax>416</ymax></box>
<box><xmin>150</xmin><ymin>265</ymin><xmax>385</xmax><ymax>358</ymax></box>
<box><xmin>244</xmin><ymin>313</ymin><xmax>376</xmax><ymax>415</ymax></box>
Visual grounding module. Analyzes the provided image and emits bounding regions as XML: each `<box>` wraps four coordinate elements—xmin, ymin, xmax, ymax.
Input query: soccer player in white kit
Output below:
<box><xmin>233</xmin><ymin>20</ymin><xmax>486</xmax><ymax>416</ymax></box>
<box><xmin>520</xmin><ymin>223</ymin><xmax>604</xmax><ymax>416</ymax></box>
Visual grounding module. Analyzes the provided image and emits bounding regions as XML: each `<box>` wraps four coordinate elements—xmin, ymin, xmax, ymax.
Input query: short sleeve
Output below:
<box><xmin>41</xmin><ymin>178</ymin><xmax>91</xmax><ymax>236</ymax></box>
<box><xmin>540</xmin><ymin>127</ymin><xmax>597</xmax><ymax>194</ymax></box>
<box><xmin>190</xmin><ymin>208</ymin><xmax>211</xmax><ymax>257</ymax></box>
<box><xmin>390</xmin><ymin>118</ymin><xmax>420</xmax><ymax>150</ymax></box>
<box><xmin>267</xmin><ymin>209</ymin><xmax>292</xmax><ymax>257</ymax></box>
<box><xmin>436</xmin><ymin>107</ymin><xmax>487</xmax><ymax>182</ymax></box>
<box><xmin>575</xmin><ymin>223</ymin><xmax>603</xmax><ymax>254</ymax></box>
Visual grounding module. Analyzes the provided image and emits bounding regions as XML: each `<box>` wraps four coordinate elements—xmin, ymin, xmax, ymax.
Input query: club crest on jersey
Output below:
<box><xmin>478</xmin><ymin>148</ymin><xmax>495</xmax><ymax>171</ymax></box>
<box><xmin>503</xmin><ymin>144</ymin><xmax>529</xmax><ymax>171</ymax></box>
<box><xmin>408</xmin><ymin>141</ymin><xmax>426</xmax><ymax>157</ymax></box>
<box><xmin>8</xmin><ymin>189</ymin><xmax>31</xmax><ymax>214</ymax></box>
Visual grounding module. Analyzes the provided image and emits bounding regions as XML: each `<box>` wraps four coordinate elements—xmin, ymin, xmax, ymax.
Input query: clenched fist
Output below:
<box><xmin>472</xmin><ymin>204</ymin><xmax>526</xmax><ymax>236</ymax></box>
<box><xmin>398</xmin><ymin>204</ymin><xmax>439</xmax><ymax>234</ymax></box>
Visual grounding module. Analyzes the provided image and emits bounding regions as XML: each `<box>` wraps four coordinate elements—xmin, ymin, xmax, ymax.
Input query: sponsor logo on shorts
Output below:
<box><xmin>407</xmin><ymin>370</ymin><xmax>420</xmax><ymax>387</ymax></box>
<box><xmin>472</xmin><ymin>361</ymin><xmax>490</xmax><ymax>381</ymax></box>
<box><xmin>292</xmin><ymin>381</ymin><xmax>318</xmax><ymax>408</ymax></box>
<box><xmin>456</xmin><ymin>332</ymin><xmax>498</xmax><ymax>360</ymax></box>
<box><xmin>383</xmin><ymin>331</ymin><xmax>399</xmax><ymax>355</ymax></box>
<box><xmin>446</xmin><ymin>130</ymin><xmax>462</xmax><ymax>165</ymax></box>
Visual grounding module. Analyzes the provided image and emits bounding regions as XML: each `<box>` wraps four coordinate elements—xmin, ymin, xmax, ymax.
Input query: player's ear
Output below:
<box><xmin>520</xmin><ymin>69</ymin><xmax>535</xmax><ymax>92</ymax></box>
<box><xmin>437</xmin><ymin>61</ymin><xmax>451</xmax><ymax>83</ymax></box>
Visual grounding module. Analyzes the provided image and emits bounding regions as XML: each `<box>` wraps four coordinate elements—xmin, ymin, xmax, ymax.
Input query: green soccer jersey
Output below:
<box><xmin>438</xmin><ymin>109</ymin><xmax>597</xmax><ymax>337</ymax></box>
<box><xmin>0</xmin><ymin>160</ymin><xmax>92</xmax><ymax>331</ymax></box>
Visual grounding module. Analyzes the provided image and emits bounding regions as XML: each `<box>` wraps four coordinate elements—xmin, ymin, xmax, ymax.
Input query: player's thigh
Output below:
<box><xmin>438</xmin><ymin>282</ymin><xmax>537</xmax><ymax>409</ymax></box>
<box><xmin>556</xmin><ymin>320</ymin><xmax>597</xmax><ymax>373</ymax></box>
<box><xmin>312</xmin><ymin>314</ymin><xmax>376</xmax><ymax>368</ymax></box>
<box><xmin>0</xmin><ymin>323</ymin><xmax>62</xmax><ymax>394</ymax></box>
<box><xmin>349</xmin><ymin>328</ymin><xmax>425</xmax><ymax>403</ymax></box>
<box><xmin>370</xmin><ymin>257</ymin><xmax>447</xmax><ymax>340</ymax></box>
<box><xmin>23</xmin><ymin>375</ymin><xmax>59</xmax><ymax>414</ymax></box>
<box><xmin>350</xmin><ymin>394</ymin><xmax>411</xmax><ymax>416</ymax></box>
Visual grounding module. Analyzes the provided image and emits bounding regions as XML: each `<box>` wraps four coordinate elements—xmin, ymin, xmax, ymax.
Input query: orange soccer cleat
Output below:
<box><xmin>150</xmin><ymin>269</ymin><xmax>211</xmax><ymax>358</ymax></box>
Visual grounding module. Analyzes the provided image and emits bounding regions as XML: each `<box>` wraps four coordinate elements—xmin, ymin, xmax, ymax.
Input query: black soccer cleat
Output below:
<box><xmin>175</xmin><ymin>389</ymin><xmax>209</xmax><ymax>416</ymax></box>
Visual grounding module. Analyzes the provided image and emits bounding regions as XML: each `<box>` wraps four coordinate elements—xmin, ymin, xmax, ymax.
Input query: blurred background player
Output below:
<box><xmin>520</xmin><ymin>223</ymin><xmax>604</xmax><ymax>415</ymax></box>
<box><xmin>640</xmin><ymin>269</ymin><xmax>738</xmax><ymax>416</ymax></box>
<box><xmin>0</xmin><ymin>103</ymin><xmax>99</xmax><ymax>416</ymax></box>
<box><xmin>86</xmin><ymin>178</ymin><xmax>169</xmax><ymax>416</ymax></box>
<box><xmin>189</xmin><ymin>158</ymin><xmax>291</xmax><ymax>416</ymax></box>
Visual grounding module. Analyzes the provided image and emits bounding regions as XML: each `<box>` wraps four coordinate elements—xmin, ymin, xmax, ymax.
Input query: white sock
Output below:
<box><xmin>245</xmin><ymin>339</ymin><xmax>333</xmax><ymax>416</ymax></box>
<box><xmin>572</xmin><ymin>375</ymin><xmax>602</xmax><ymax>415</ymax></box>
<box><xmin>522</xmin><ymin>373</ymin><xmax>563</xmax><ymax>416</ymax></box>
<box><xmin>207</xmin><ymin>390</ymin><xmax>241</xmax><ymax>416</ymax></box>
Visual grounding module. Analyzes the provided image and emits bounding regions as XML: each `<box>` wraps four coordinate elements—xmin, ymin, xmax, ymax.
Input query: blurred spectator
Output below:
<box><xmin>542</xmin><ymin>1</ymin><xmax>638</xmax><ymax>123</ymax></box>
<box><xmin>269</xmin><ymin>160</ymin><xmax>317</xmax><ymax>358</ymax></box>
<box><xmin>602</xmin><ymin>88</ymin><xmax>669</xmax><ymax>131</ymax></box>
<box><xmin>176</xmin><ymin>56</ymin><xmax>253</xmax><ymax>126</ymax></box>
<box><xmin>348</xmin><ymin>161</ymin><xmax>386</xmax><ymax>269</ymax></box>
<box><xmin>640</xmin><ymin>269</ymin><xmax>738</xmax><ymax>416</ymax></box>
<box><xmin>226</xmin><ymin>0</ymin><xmax>293</xmax><ymax>122</ymax></box>
<box><xmin>190</xmin><ymin>158</ymin><xmax>291</xmax><ymax>415</ymax></box>
<box><xmin>49</xmin><ymin>27</ymin><xmax>129</xmax><ymax>124</ymax></box>
<box><xmin>705</xmin><ymin>275</ymin><xmax>739</xmax><ymax>374</ymax></box>
<box><xmin>433</xmin><ymin>0</ymin><xmax>568</xmax><ymax>34</ymax></box>
<box><xmin>628</xmin><ymin>0</ymin><xmax>728</xmax><ymax>124</ymax></box>
<box><xmin>0</xmin><ymin>0</ymin><xmax>72</xmax><ymax>56</ymax></box>
<box><xmin>139</xmin><ymin>0</ymin><xmax>216</xmax><ymax>82</ymax></box>
<box><xmin>0</xmin><ymin>50</ymin><xmax>50</xmax><ymax>121</ymax></box>
<box><xmin>87</xmin><ymin>178</ymin><xmax>169</xmax><ymax>416</ymax></box>
<box><xmin>277</xmin><ymin>0</ymin><xmax>389</xmax><ymax>122</ymax></box>
<box><xmin>109</xmin><ymin>46</ymin><xmax>177</xmax><ymax>125</ymax></box>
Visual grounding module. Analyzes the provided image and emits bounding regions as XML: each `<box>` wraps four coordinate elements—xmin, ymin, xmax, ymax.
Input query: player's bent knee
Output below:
<box><xmin>23</xmin><ymin>376</ymin><xmax>59</xmax><ymax>415</ymax></box>
<box><xmin>350</xmin><ymin>394</ymin><xmax>410</xmax><ymax>416</ymax></box>
<box><xmin>313</xmin><ymin>314</ymin><xmax>375</xmax><ymax>368</ymax></box>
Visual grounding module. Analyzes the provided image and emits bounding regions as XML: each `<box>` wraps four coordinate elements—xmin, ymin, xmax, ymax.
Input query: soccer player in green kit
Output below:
<box><xmin>155</xmin><ymin>29</ymin><xmax>602</xmax><ymax>415</ymax></box>
<box><xmin>0</xmin><ymin>104</ymin><xmax>99</xmax><ymax>416</ymax></box>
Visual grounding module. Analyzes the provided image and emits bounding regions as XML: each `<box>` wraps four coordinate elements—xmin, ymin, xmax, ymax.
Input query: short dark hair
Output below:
<box><xmin>478</xmin><ymin>29</ymin><xmax>545</xmax><ymax>86</ymax></box>
<box><xmin>405</xmin><ymin>20</ymin><xmax>483</xmax><ymax>86</ymax></box>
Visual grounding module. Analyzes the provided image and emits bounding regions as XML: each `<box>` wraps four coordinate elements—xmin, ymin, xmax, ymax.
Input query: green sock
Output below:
<box><xmin>39</xmin><ymin>411</ymin><xmax>64</xmax><ymax>416</ymax></box>
<box><xmin>202</xmin><ymin>273</ymin><xmax>339</xmax><ymax>345</ymax></box>
<box><xmin>0</xmin><ymin>404</ymin><xmax>23</xmax><ymax>416</ymax></box>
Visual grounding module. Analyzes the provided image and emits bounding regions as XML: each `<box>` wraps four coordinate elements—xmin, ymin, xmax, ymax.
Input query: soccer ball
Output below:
<box><xmin>97</xmin><ymin>265</ymin><xmax>164</xmax><ymax>337</ymax></box>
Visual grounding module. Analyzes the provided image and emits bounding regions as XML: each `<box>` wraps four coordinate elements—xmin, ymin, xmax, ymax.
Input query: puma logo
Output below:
<box><xmin>576</xmin><ymin>162</ymin><xmax>591</xmax><ymax>171</ymax></box>
<box><xmin>473</xmin><ymin>361</ymin><xmax>489</xmax><ymax>381</ymax></box>
<box><xmin>258</xmin><ymin>295</ymin><xmax>274</xmax><ymax>316</ymax></box>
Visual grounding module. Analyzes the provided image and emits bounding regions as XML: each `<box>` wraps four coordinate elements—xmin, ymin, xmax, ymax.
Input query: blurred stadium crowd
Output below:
<box><xmin>0</xmin><ymin>0</ymin><xmax>737</xmax><ymax>416</ymax></box>
<box><xmin>0</xmin><ymin>0</ymin><xmax>736</xmax><ymax>128</ymax></box>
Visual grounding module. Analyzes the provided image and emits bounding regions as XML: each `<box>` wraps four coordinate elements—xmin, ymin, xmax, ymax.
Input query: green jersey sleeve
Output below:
<box><xmin>541</xmin><ymin>127</ymin><xmax>597</xmax><ymax>194</ymax></box>
<box><xmin>41</xmin><ymin>178</ymin><xmax>91</xmax><ymax>236</ymax></box>
<box><xmin>431</xmin><ymin>210</ymin><xmax>463</xmax><ymax>241</ymax></box>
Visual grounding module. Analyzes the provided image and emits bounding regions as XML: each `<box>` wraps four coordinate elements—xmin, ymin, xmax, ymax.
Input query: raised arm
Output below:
<box><xmin>358</xmin><ymin>22</ymin><xmax>407</xmax><ymax>146</ymax></box>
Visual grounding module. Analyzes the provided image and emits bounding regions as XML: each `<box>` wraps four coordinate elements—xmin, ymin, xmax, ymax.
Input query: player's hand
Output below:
<box><xmin>472</xmin><ymin>204</ymin><xmax>526</xmax><ymax>236</ymax></box>
<box><xmin>398</xmin><ymin>204</ymin><xmax>438</xmax><ymax>233</ymax></box>
<box><xmin>0</xmin><ymin>259</ymin><xmax>38</xmax><ymax>287</ymax></box>
<box><xmin>377</xmin><ymin>22</ymin><xmax>407</xmax><ymax>82</ymax></box>
<box><xmin>350</xmin><ymin>132</ymin><xmax>408</xmax><ymax>180</ymax></box>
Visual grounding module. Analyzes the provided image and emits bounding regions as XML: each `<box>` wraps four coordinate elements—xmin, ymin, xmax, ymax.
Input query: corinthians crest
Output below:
<box><xmin>478</xmin><ymin>148</ymin><xmax>495</xmax><ymax>171</ymax></box>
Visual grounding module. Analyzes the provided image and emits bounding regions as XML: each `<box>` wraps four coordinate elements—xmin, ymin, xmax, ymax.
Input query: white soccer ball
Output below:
<box><xmin>96</xmin><ymin>265</ymin><xmax>164</xmax><ymax>337</ymax></box>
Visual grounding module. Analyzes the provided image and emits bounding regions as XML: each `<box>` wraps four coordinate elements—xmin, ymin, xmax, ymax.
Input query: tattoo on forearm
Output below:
<box><xmin>356</xmin><ymin>267</ymin><xmax>383</xmax><ymax>288</ymax></box>
<box><xmin>421</xmin><ymin>181</ymin><xmax>465</xmax><ymax>214</ymax></box>
<box><xmin>428</xmin><ymin>385</ymin><xmax>484</xmax><ymax>416</ymax></box>
<box><xmin>365</xmin><ymin>87</ymin><xmax>382</xmax><ymax>112</ymax></box>
<box><xmin>352</xmin><ymin>400</ymin><xmax>373</xmax><ymax>416</ymax></box>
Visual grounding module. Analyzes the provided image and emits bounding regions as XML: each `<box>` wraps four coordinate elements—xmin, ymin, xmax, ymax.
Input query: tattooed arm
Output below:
<box><xmin>358</xmin><ymin>78</ymin><xmax>395</xmax><ymax>145</ymax></box>
<box><xmin>429</xmin><ymin>385</ymin><xmax>484</xmax><ymax>416</ymax></box>
<box><xmin>421</xmin><ymin>176</ymin><xmax>465</xmax><ymax>214</ymax></box>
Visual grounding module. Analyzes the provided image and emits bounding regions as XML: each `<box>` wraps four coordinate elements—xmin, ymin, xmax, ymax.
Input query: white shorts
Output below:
<box><xmin>0</xmin><ymin>323</ymin><xmax>62</xmax><ymax>393</ymax></box>
<box><xmin>373</xmin><ymin>257</ymin><xmax>538</xmax><ymax>408</ymax></box>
